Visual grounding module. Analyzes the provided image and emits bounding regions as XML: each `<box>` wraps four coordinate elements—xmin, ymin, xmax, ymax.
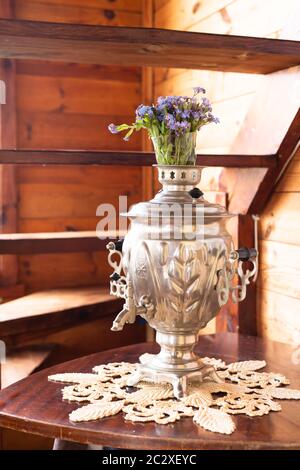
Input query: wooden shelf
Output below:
<box><xmin>0</xmin><ymin>230</ymin><xmax>125</xmax><ymax>254</ymax></box>
<box><xmin>0</xmin><ymin>286</ymin><xmax>122</xmax><ymax>339</ymax></box>
<box><xmin>0</xmin><ymin>150</ymin><xmax>277</xmax><ymax>168</ymax></box>
<box><xmin>0</xmin><ymin>20</ymin><xmax>299</xmax><ymax>74</ymax></box>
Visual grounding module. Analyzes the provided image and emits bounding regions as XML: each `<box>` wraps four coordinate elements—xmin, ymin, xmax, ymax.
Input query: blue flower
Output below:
<box><xmin>202</xmin><ymin>97</ymin><xmax>211</xmax><ymax>106</ymax></box>
<box><xmin>136</xmin><ymin>105</ymin><xmax>154</xmax><ymax>118</ymax></box>
<box><xmin>193</xmin><ymin>87</ymin><xmax>206</xmax><ymax>95</ymax></box>
<box><xmin>207</xmin><ymin>113</ymin><xmax>220</xmax><ymax>124</ymax></box>
<box><xmin>165</xmin><ymin>113</ymin><xmax>176</xmax><ymax>129</ymax></box>
<box><xmin>108</xmin><ymin>123</ymin><xmax>119</xmax><ymax>134</ymax></box>
<box><xmin>178</xmin><ymin>109</ymin><xmax>191</xmax><ymax>119</ymax></box>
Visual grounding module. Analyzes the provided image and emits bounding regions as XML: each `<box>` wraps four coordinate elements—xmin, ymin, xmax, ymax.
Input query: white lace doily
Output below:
<box><xmin>48</xmin><ymin>358</ymin><xmax>300</xmax><ymax>435</ymax></box>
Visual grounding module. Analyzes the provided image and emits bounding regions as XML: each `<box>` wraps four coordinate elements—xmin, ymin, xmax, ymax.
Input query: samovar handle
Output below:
<box><xmin>230</xmin><ymin>247</ymin><xmax>258</xmax><ymax>303</ymax></box>
<box><xmin>217</xmin><ymin>246</ymin><xmax>258</xmax><ymax>306</ymax></box>
<box><xmin>106</xmin><ymin>239</ymin><xmax>149</xmax><ymax>331</ymax></box>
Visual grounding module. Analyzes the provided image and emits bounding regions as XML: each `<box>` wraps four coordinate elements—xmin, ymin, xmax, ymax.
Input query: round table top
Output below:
<box><xmin>0</xmin><ymin>333</ymin><xmax>299</xmax><ymax>450</ymax></box>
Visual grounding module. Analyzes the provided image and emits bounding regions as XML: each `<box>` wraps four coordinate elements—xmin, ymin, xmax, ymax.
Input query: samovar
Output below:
<box><xmin>107</xmin><ymin>165</ymin><xmax>257</xmax><ymax>397</ymax></box>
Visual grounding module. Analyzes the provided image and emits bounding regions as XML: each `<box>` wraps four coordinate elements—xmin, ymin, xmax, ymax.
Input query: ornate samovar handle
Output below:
<box><xmin>218</xmin><ymin>247</ymin><xmax>258</xmax><ymax>306</ymax></box>
<box><xmin>106</xmin><ymin>240</ymin><xmax>154</xmax><ymax>331</ymax></box>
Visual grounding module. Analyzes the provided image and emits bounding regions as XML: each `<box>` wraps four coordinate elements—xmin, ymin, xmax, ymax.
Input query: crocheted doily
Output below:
<box><xmin>48</xmin><ymin>358</ymin><xmax>300</xmax><ymax>435</ymax></box>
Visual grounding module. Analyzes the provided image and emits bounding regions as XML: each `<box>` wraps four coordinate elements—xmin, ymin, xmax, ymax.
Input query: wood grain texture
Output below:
<box><xmin>18</xmin><ymin>0</ymin><xmax>143</xmax><ymax>12</ymax></box>
<box><xmin>155</xmin><ymin>0</ymin><xmax>234</xmax><ymax>31</ymax></box>
<box><xmin>1</xmin><ymin>344</ymin><xmax>55</xmax><ymax>388</ymax></box>
<box><xmin>17</xmin><ymin>111</ymin><xmax>142</xmax><ymax>150</ymax></box>
<box><xmin>14</xmin><ymin>0</ymin><xmax>142</xmax><ymax>26</ymax></box>
<box><xmin>259</xmin><ymin>239</ymin><xmax>300</xmax><ymax>299</ymax></box>
<box><xmin>0</xmin><ymin>20</ymin><xmax>300</xmax><ymax>73</ymax></box>
<box><xmin>249</xmin><ymin>107</ymin><xmax>300</xmax><ymax>213</ymax></box>
<box><xmin>17</xmin><ymin>74</ymin><xmax>140</xmax><ymax>116</ymax></box>
<box><xmin>16</xmin><ymin>60</ymin><xmax>141</xmax><ymax>81</ymax></box>
<box><xmin>5</xmin><ymin>1</ymin><xmax>144</xmax><ymax>294</ymax></box>
<box><xmin>0</xmin><ymin>230</ymin><xmax>124</xmax><ymax>254</ymax></box>
<box><xmin>258</xmin><ymin>149</ymin><xmax>300</xmax><ymax>346</ymax></box>
<box><xmin>0</xmin><ymin>286</ymin><xmax>122</xmax><ymax>339</ymax></box>
<box><xmin>237</xmin><ymin>214</ymin><xmax>257</xmax><ymax>336</ymax></box>
<box><xmin>141</xmin><ymin>0</ymin><xmax>155</xmax><ymax>203</ymax></box>
<box><xmin>220</xmin><ymin>66</ymin><xmax>300</xmax><ymax>215</ymax></box>
<box><xmin>258</xmin><ymin>288</ymin><xmax>300</xmax><ymax>345</ymax></box>
<box><xmin>18</xmin><ymin>251</ymin><xmax>111</xmax><ymax>291</ymax></box>
<box><xmin>0</xmin><ymin>333</ymin><xmax>299</xmax><ymax>450</ymax></box>
<box><xmin>0</xmin><ymin>61</ymin><xmax>18</xmax><ymax>287</ymax></box>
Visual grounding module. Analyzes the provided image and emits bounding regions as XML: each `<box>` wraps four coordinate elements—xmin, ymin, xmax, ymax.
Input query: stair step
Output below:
<box><xmin>0</xmin><ymin>230</ymin><xmax>124</xmax><ymax>254</ymax></box>
<box><xmin>1</xmin><ymin>344</ymin><xmax>55</xmax><ymax>388</ymax></box>
<box><xmin>0</xmin><ymin>20</ymin><xmax>299</xmax><ymax>74</ymax></box>
<box><xmin>0</xmin><ymin>286</ymin><xmax>122</xmax><ymax>338</ymax></box>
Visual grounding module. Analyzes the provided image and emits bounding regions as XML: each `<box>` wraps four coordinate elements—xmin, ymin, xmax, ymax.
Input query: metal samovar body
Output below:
<box><xmin>107</xmin><ymin>166</ymin><xmax>257</xmax><ymax>397</ymax></box>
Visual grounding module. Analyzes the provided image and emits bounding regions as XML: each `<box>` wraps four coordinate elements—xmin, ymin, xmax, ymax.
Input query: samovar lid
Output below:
<box><xmin>122</xmin><ymin>166</ymin><xmax>235</xmax><ymax>221</ymax></box>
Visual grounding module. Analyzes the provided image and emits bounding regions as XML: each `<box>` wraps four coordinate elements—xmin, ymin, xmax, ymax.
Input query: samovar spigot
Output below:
<box><xmin>107</xmin><ymin>240</ymin><xmax>154</xmax><ymax>331</ymax></box>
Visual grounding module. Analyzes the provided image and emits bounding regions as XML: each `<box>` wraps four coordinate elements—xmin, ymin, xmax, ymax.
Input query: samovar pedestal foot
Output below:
<box><xmin>126</xmin><ymin>353</ymin><xmax>222</xmax><ymax>399</ymax></box>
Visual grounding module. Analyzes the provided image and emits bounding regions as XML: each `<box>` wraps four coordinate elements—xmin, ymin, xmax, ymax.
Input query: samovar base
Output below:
<box><xmin>127</xmin><ymin>356</ymin><xmax>221</xmax><ymax>398</ymax></box>
<box><xmin>126</xmin><ymin>332</ymin><xmax>223</xmax><ymax>398</ymax></box>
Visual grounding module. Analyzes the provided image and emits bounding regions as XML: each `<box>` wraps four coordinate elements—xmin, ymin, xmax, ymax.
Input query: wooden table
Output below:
<box><xmin>0</xmin><ymin>333</ymin><xmax>299</xmax><ymax>450</ymax></box>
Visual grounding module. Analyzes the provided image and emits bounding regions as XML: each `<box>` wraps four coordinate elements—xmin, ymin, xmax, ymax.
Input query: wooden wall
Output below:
<box><xmin>258</xmin><ymin>147</ymin><xmax>300</xmax><ymax>345</ymax></box>
<box><xmin>154</xmin><ymin>0</ymin><xmax>300</xmax><ymax>339</ymax></box>
<box><xmin>4</xmin><ymin>0</ymin><xmax>144</xmax><ymax>292</ymax></box>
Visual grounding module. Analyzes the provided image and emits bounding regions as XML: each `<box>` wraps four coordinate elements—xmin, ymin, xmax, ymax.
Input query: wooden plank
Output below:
<box><xmin>0</xmin><ymin>149</ymin><xmax>277</xmax><ymax>167</ymax></box>
<box><xmin>237</xmin><ymin>214</ymin><xmax>257</xmax><ymax>336</ymax></box>
<box><xmin>0</xmin><ymin>20</ymin><xmax>300</xmax><ymax>74</ymax></box>
<box><xmin>0</xmin><ymin>230</ymin><xmax>125</xmax><ymax>254</ymax></box>
<box><xmin>154</xmin><ymin>0</ymin><xmax>169</xmax><ymax>11</ymax></box>
<box><xmin>197</xmin><ymin>94</ymin><xmax>255</xmax><ymax>150</ymax></box>
<box><xmin>1</xmin><ymin>344</ymin><xmax>55</xmax><ymax>388</ymax></box>
<box><xmin>14</xmin><ymin>0</ymin><xmax>142</xmax><ymax>26</ymax></box>
<box><xmin>16</xmin><ymin>60</ymin><xmax>141</xmax><ymax>82</ymax></box>
<box><xmin>260</xmin><ymin>191</ymin><xmax>300</xmax><ymax>245</ymax></box>
<box><xmin>142</xmin><ymin>0</ymin><xmax>154</xmax><ymax>202</ymax></box>
<box><xmin>276</xmin><ymin>149</ymin><xmax>300</xmax><ymax>192</ymax></box>
<box><xmin>155</xmin><ymin>0</ymin><xmax>235</xmax><ymax>31</ymax></box>
<box><xmin>259</xmin><ymin>239</ymin><xmax>300</xmax><ymax>299</ymax></box>
<box><xmin>249</xmin><ymin>107</ymin><xmax>300</xmax><ymax>213</ymax></box>
<box><xmin>185</xmin><ymin>0</ymin><xmax>299</xmax><ymax>38</ymax></box>
<box><xmin>258</xmin><ymin>288</ymin><xmax>300</xmax><ymax>345</ymax></box>
<box><xmin>19</xmin><ymin>0</ymin><xmax>143</xmax><ymax>14</ymax></box>
<box><xmin>0</xmin><ymin>286</ymin><xmax>122</xmax><ymax>338</ymax></box>
<box><xmin>18</xmin><ymin>216</ymin><xmax>102</xmax><ymax>233</ymax></box>
<box><xmin>221</xmin><ymin>66</ymin><xmax>300</xmax><ymax>215</ymax></box>
<box><xmin>16</xmin><ymin>74</ymin><xmax>140</xmax><ymax>116</ymax></box>
<box><xmin>155</xmin><ymin>69</ymin><xmax>263</xmax><ymax>102</ymax></box>
<box><xmin>0</xmin><ymin>283</ymin><xmax>24</xmax><ymax>302</ymax></box>
<box><xmin>0</xmin><ymin>2</ymin><xmax>18</xmax><ymax>290</ymax></box>
<box><xmin>18</xmin><ymin>251</ymin><xmax>111</xmax><ymax>290</ymax></box>
<box><xmin>17</xmin><ymin>111</ymin><xmax>142</xmax><ymax>150</ymax></box>
<box><xmin>18</xmin><ymin>184</ymin><xmax>140</xmax><ymax>220</ymax></box>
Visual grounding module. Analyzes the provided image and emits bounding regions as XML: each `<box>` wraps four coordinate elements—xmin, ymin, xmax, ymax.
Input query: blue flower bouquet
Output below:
<box><xmin>108</xmin><ymin>87</ymin><xmax>219</xmax><ymax>166</ymax></box>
